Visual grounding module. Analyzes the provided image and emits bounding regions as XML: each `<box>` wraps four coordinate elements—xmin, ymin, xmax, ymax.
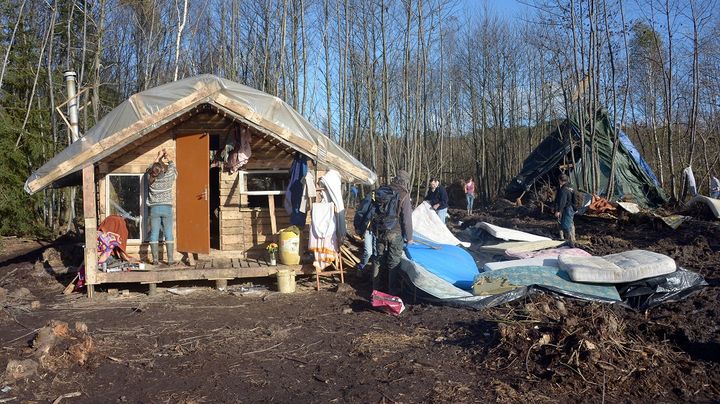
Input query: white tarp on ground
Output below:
<box><xmin>617</xmin><ymin>202</ymin><xmax>641</xmax><ymax>214</ymax></box>
<box><xmin>475</xmin><ymin>222</ymin><xmax>551</xmax><ymax>242</ymax></box>
<box><xmin>412</xmin><ymin>202</ymin><xmax>470</xmax><ymax>247</ymax></box>
<box><xmin>559</xmin><ymin>250</ymin><xmax>677</xmax><ymax>284</ymax></box>
<box><xmin>687</xmin><ymin>195</ymin><xmax>720</xmax><ymax>219</ymax></box>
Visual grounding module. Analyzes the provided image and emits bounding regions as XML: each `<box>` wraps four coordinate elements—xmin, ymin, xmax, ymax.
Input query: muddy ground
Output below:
<box><xmin>0</xmin><ymin>206</ymin><xmax>718</xmax><ymax>403</ymax></box>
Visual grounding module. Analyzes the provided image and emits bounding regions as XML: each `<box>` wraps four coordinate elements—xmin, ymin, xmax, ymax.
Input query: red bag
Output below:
<box><xmin>371</xmin><ymin>290</ymin><xmax>405</xmax><ymax>316</ymax></box>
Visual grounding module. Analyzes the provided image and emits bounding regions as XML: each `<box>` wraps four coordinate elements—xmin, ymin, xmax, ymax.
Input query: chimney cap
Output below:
<box><xmin>63</xmin><ymin>70</ymin><xmax>77</xmax><ymax>78</ymax></box>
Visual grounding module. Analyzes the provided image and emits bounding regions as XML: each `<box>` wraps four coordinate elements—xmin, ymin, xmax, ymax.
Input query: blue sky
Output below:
<box><xmin>460</xmin><ymin>0</ymin><xmax>533</xmax><ymax>20</ymax></box>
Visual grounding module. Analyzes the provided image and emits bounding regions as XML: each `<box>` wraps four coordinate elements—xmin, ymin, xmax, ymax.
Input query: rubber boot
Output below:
<box><xmin>166</xmin><ymin>242</ymin><xmax>175</xmax><ymax>265</ymax></box>
<box><xmin>568</xmin><ymin>224</ymin><xmax>577</xmax><ymax>248</ymax></box>
<box><xmin>149</xmin><ymin>243</ymin><xmax>159</xmax><ymax>265</ymax></box>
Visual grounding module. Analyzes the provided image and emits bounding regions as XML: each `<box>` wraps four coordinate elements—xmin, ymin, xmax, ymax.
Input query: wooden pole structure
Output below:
<box><xmin>82</xmin><ymin>164</ymin><xmax>98</xmax><ymax>298</ymax></box>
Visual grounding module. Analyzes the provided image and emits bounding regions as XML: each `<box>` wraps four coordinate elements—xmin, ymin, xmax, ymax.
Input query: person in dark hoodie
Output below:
<box><xmin>424</xmin><ymin>178</ymin><xmax>449</xmax><ymax>223</ymax></box>
<box><xmin>373</xmin><ymin>170</ymin><xmax>414</xmax><ymax>294</ymax></box>
<box><xmin>554</xmin><ymin>173</ymin><xmax>576</xmax><ymax>247</ymax></box>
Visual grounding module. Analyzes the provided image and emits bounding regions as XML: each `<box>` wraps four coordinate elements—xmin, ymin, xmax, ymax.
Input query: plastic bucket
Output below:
<box><xmin>276</xmin><ymin>269</ymin><xmax>296</xmax><ymax>293</ymax></box>
<box><xmin>278</xmin><ymin>226</ymin><xmax>301</xmax><ymax>265</ymax></box>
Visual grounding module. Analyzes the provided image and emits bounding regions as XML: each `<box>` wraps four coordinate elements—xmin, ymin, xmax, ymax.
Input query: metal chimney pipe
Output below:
<box><xmin>63</xmin><ymin>70</ymin><xmax>80</xmax><ymax>141</ymax></box>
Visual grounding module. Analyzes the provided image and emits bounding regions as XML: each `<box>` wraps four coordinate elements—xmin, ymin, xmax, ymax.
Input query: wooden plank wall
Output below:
<box><xmin>94</xmin><ymin>107</ymin><xmax>333</xmax><ymax>261</ymax></box>
<box><xmin>218</xmin><ymin>133</ymin><xmax>298</xmax><ymax>258</ymax></box>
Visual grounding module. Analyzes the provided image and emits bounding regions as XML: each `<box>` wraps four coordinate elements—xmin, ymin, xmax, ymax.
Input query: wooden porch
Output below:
<box><xmin>95</xmin><ymin>257</ymin><xmax>308</xmax><ymax>286</ymax></box>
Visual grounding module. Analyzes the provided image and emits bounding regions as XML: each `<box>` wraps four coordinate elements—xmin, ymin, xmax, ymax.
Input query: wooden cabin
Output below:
<box><xmin>24</xmin><ymin>75</ymin><xmax>376</xmax><ymax>297</ymax></box>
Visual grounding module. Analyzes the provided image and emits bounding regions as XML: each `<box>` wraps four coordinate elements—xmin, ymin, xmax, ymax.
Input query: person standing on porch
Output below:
<box><xmin>146</xmin><ymin>148</ymin><xmax>177</xmax><ymax>265</ymax></box>
<box><xmin>464</xmin><ymin>177</ymin><xmax>476</xmax><ymax>215</ymax></box>
<box><xmin>424</xmin><ymin>178</ymin><xmax>449</xmax><ymax>224</ymax></box>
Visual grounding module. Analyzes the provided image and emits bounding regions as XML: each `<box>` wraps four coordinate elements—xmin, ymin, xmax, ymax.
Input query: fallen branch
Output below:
<box><xmin>242</xmin><ymin>342</ymin><xmax>282</xmax><ymax>356</ymax></box>
<box><xmin>52</xmin><ymin>392</ymin><xmax>81</xmax><ymax>404</ymax></box>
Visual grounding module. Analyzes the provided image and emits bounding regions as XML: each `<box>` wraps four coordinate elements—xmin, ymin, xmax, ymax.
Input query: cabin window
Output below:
<box><xmin>106</xmin><ymin>174</ymin><xmax>145</xmax><ymax>240</ymax></box>
<box><xmin>240</xmin><ymin>170</ymin><xmax>289</xmax><ymax>208</ymax></box>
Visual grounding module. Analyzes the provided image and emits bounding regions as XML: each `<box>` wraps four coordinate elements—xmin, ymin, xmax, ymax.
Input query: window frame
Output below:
<box><xmin>105</xmin><ymin>173</ymin><xmax>146</xmax><ymax>242</ymax></box>
<box><xmin>239</xmin><ymin>169</ymin><xmax>290</xmax><ymax>196</ymax></box>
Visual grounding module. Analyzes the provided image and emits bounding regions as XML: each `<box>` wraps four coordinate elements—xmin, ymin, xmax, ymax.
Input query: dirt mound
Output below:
<box><xmin>482</xmin><ymin>294</ymin><xmax>719</xmax><ymax>401</ymax></box>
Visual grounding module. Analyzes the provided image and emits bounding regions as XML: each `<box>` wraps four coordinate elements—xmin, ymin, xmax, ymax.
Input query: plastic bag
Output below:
<box><xmin>371</xmin><ymin>290</ymin><xmax>405</xmax><ymax>316</ymax></box>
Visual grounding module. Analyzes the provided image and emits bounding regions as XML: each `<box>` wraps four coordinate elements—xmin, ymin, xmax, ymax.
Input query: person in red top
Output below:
<box><xmin>464</xmin><ymin>177</ymin><xmax>476</xmax><ymax>214</ymax></box>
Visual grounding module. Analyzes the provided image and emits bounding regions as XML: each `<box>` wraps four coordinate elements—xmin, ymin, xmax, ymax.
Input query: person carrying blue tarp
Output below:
<box><xmin>424</xmin><ymin>178</ymin><xmax>449</xmax><ymax>224</ymax></box>
<box><xmin>554</xmin><ymin>174</ymin><xmax>577</xmax><ymax>248</ymax></box>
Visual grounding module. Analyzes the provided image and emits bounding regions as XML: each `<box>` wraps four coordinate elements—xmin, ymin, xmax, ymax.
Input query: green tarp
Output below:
<box><xmin>506</xmin><ymin>109</ymin><xmax>668</xmax><ymax>207</ymax></box>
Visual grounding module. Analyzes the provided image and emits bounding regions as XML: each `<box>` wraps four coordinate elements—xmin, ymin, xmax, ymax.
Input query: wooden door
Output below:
<box><xmin>176</xmin><ymin>133</ymin><xmax>210</xmax><ymax>254</ymax></box>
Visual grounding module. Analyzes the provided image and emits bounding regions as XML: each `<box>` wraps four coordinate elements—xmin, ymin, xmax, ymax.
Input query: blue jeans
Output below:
<box><xmin>437</xmin><ymin>208</ymin><xmax>448</xmax><ymax>224</ymax></box>
<box><xmin>149</xmin><ymin>204</ymin><xmax>173</xmax><ymax>243</ymax></box>
<box><xmin>362</xmin><ymin>230</ymin><xmax>375</xmax><ymax>265</ymax></box>
<box><xmin>466</xmin><ymin>194</ymin><xmax>475</xmax><ymax>211</ymax></box>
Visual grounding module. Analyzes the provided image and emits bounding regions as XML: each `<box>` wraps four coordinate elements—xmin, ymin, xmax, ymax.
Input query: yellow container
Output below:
<box><xmin>276</xmin><ymin>269</ymin><xmax>296</xmax><ymax>293</ymax></box>
<box><xmin>278</xmin><ymin>226</ymin><xmax>301</xmax><ymax>265</ymax></box>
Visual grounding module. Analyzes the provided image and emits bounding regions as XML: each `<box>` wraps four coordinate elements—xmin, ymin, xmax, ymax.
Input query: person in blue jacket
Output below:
<box><xmin>424</xmin><ymin>178</ymin><xmax>449</xmax><ymax>224</ymax></box>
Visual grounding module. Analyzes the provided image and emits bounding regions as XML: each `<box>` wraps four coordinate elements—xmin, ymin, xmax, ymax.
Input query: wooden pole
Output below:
<box><xmin>82</xmin><ymin>165</ymin><xmax>98</xmax><ymax>298</ymax></box>
<box><xmin>268</xmin><ymin>194</ymin><xmax>277</xmax><ymax>235</ymax></box>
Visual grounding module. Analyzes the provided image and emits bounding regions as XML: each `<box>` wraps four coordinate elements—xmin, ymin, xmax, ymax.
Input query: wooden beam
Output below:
<box><xmin>268</xmin><ymin>195</ymin><xmax>277</xmax><ymax>235</ymax></box>
<box><xmin>94</xmin><ymin>265</ymin><xmax>302</xmax><ymax>284</ymax></box>
<box><xmin>82</xmin><ymin>165</ymin><xmax>97</xmax><ymax>298</ymax></box>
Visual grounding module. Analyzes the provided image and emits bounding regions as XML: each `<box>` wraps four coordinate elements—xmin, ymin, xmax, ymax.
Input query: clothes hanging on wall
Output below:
<box><xmin>284</xmin><ymin>153</ymin><xmax>309</xmax><ymax>226</ymax></box>
<box><xmin>299</xmin><ymin>171</ymin><xmax>316</xmax><ymax>214</ymax></box>
<box><xmin>309</xmin><ymin>202</ymin><xmax>338</xmax><ymax>271</ymax></box>
<box><xmin>319</xmin><ymin>169</ymin><xmax>346</xmax><ymax>240</ymax></box>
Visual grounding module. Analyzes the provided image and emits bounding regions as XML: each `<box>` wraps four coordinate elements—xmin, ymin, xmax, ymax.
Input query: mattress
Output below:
<box><xmin>478</xmin><ymin>240</ymin><xmax>566</xmax><ymax>254</ymax></box>
<box><xmin>475</xmin><ymin>222</ymin><xmax>550</xmax><ymax>242</ymax></box>
<box><xmin>560</xmin><ymin>250</ymin><xmax>676</xmax><ymax>284</ymax></box>
<box><xmin>405</xmin><ymin>239</ymin><xmax>479</xmax><ymax>290</ymax></box>
<box><xmin>483</xmin><ymin>257</ymin><xmax>559</xmax><ymax>271</ymax></box>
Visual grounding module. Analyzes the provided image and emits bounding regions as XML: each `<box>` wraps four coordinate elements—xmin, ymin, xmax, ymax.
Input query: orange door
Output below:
<box><xmin>176</xmin><ymin>133</ymin><xmax>210</xmax><ymax>254</ymax></box>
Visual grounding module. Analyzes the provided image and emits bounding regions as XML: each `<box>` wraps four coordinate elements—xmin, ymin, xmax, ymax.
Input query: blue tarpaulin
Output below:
<box><xmin>404</xmin><ymin>238</ymin><xmax>479</xmax><ymax>290</ymax></box>
<box><xmin>618</xmin><ymin>130</ymin><xmax>660</xmax><ymax>187</ymax></box>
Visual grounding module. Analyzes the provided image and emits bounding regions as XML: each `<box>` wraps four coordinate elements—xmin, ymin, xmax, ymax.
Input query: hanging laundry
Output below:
<box><xmin>309</xmin><ymin>202</ymin><xmax>338</xmax><ymax>271</ymax></box>
<box><xmin>210</xmin><ymin>126</ymin><xmax>252</xmax><ymax>173</ymax></box>
<box><xmin>319</xmin><ymin>170</ymin><xmax>346</xmax><ymax>240</ymax></box>
<box><xmin>299</xmin><ymin>170</ymin><xmax>316</xmax><ymax>214</ymax></box>
<box><xmin>284</xmin><ymin>153</ymin><xmax>309</xmax><ymax>226</ymax></box>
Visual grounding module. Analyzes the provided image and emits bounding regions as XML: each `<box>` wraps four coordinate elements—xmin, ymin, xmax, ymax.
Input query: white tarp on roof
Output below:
<box><xmin>25</xmin><ymin>74</ymin><xmax>376</xmax><ymax>194</ymax></box>
<box><xmin>412</xmin><ymin>201</ymin><xmax>470</xmax><ymax>247</ymax></box>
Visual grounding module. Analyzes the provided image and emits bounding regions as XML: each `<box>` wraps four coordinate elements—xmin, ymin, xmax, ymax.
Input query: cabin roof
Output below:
<box><xmin>25</xmin><ymin>74</ymin><xmax>377</xmax><ymax>194</ymax></box>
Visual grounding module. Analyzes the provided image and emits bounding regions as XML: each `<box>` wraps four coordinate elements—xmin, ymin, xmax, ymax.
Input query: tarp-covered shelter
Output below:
<box><xmin>25</xmin><ymin>74</ymin><xmax>376</xmax><ymax>296</ymax></box>
<box><xmin>506</xmin><ymin>109</ymin><xmax>668</xmax><ymax>207</ymax></box>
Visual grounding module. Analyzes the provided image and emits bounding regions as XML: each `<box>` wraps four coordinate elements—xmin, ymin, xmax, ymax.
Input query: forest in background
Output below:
<box><xmin>1</xmin><ymin>0</ymin><xmax>719</xmax><ymax>236</ymax></box>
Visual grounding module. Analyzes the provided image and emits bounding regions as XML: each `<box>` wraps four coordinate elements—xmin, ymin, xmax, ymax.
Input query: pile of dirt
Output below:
<box><xmin>3</xmin><ymin>320</ymin><xmax>94</xmax><ymax>384</ymax></box>
<box><xmin>480</xmin><ymin>294</ymin><xmax>720</xmax><ymax>401</ymax></box>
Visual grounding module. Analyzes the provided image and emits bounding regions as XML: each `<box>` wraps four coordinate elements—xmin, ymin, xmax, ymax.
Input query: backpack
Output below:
<box><xmin>353</xmin><ymin>194</ymin><xmax>376</xmax><ymax>235</ymax></box>
<box><xmin>352</xmin><ymin>186</ymin><xmax>402</xmax><ymax>235</ymax></box>
<box><xmin>565</xmin><ymin>186</ymin><xmax>582</xmax><ymax>212</ymax></box>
